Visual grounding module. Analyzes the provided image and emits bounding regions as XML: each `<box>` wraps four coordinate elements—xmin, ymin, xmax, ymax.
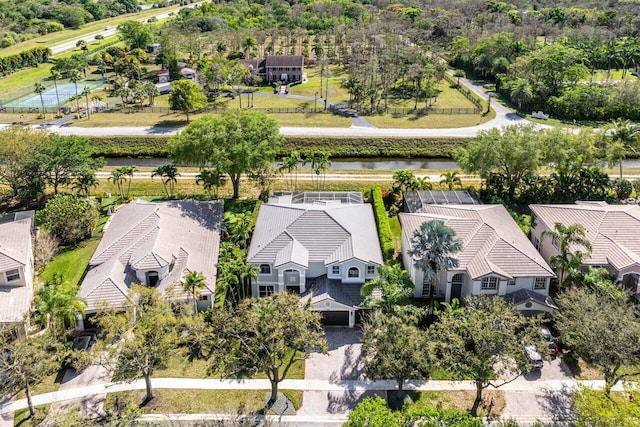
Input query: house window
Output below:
<box><xmin>259</xmin><ymin>264</ymin><xmax>271</xmax><ymax>275</ymax></box>
<box><xmin>366</xmin><ymin>265</ymin><xmax>376</xmax><ymax>275</ymax></box>
<box><xmin>481</xmin><ymin>276</ymin><xmax>498</xmax><ymax>290</ymax></box>
<box><xmin>5</xmin><ymin>269</ymin><xmax>20</xmax><ymax>282</ymax></box>
<box><xmin>534</xmin><ymin>237</ymin><xmax>540</xmax><ymax>252</ymax></box>
<box><xmin>348</xmin><ymin>267</ymin><xmax>359</xmax><ymax>278</ymax></box>
<box><xmin>332</xmin><ymin>265</ymin><xmax>340</xmax><ymax>275</ymax></box>
<box><xmin>198</xmin><ymin>295</ymin><xmax>208</xmax><ymax>301</ymax></box>
<box><xmin>259</xmin><ymin>285</ymin><xmax>274</xmax><ymax>297</ymax></box>
<box><xmin>508</xmin><ymin>278</ymin><xmax>516</xmax><ymax>286</ymax></box>
<box><xmin>422</xmin><ymin>282</ymin><xmax>432</xmax><ymax>297</ymax></box>
<box><xmin>552</xmin><ymin>235</ymin><xmax>559</xmax><ymax>249</ymax></box>
<box><xmin>534</xmin><ymin>278</ymin><xmax>547</xmax><ymax>290</ymax></box>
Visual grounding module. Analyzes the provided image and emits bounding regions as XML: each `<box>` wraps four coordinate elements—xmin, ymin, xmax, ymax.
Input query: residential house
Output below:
<box><xmin>247</xmin><ymin>192</ymin><xmax>383</xmax><ymax>327</ymax></box>
<box><xmin>78</xmin><ymin>200</ymin><xmax>223</xmax><ymax>325</ymax></box>
<box><xmin>530</xmin><ymin>201</ymin><xmax>640</xmax><ymax>295</ymax></box>
<box><xmin>400</xmin><ymin>205</ymin><xmax>556</xmax><ymax>315</ymax></box>
<box><xmin>179</xmin><ymin>67</ymin><xmax>197</xmax><ymax>81</ymax></box>
<box><xmin>242</xmin><ymin>55</ymin><xmax>305</xmax><ymax>83</ymax></box>
<box><xmin>157</xmin><ymin>69</ymin><xmax>170</xmax><ymax>84</ymax></box>
<box><xmin>0</xmin><ymin>211</ymin><xmax>35</xmax><ymax>325</ymax></box>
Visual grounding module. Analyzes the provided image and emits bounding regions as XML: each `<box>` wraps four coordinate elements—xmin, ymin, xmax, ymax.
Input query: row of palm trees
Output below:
<box><xmin>278</xmin><ymin>150</ymin><xmax>332</xmax><ymax>192</ymax></box>
<box><xmin>33</xmin><ymin>69</ymin><xmax>96</xmax><ymax>118</ymax></box>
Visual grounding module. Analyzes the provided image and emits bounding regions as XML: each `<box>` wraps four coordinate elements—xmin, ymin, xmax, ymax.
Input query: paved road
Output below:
<box><xmin>49</xmin><ymin>3</ymin><xmax>203</xmax><ymax>56</ymax></box>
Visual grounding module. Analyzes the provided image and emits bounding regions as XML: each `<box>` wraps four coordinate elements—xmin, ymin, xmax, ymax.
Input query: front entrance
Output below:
<box><xmin>451</xmin><ymin>273</ymin><xmax>464</xmax><ymax>302</ymax></box>
<box><xmin>622</xmin><ymin>273</ymin><xmax>639</xmax><ymax>295</ymax></box>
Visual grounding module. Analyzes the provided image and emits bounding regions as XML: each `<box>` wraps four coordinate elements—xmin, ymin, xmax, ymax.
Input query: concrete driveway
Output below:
<box><xmin>502</xmin><ymin>356</ymin><xmax>575</xmax><ymax>423</ymax></box>
<box><xmin>298</xmin><ymin>327</ymin><xmax>384</xmax><ymax>416</ymax></box>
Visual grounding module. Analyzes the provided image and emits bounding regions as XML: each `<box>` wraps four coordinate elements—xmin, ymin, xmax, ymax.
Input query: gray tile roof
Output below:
<box><xmin>80</xmin><ymin>200</ymin><xmax>223</xmax><ymax>312</ymax></box>
<box><xmin>264</xmin><ymin>55</ymin><xmax>304</xmax><ymax>68</ymax></box>
<box><xmin>0</xmin><ymin>211</ymin><xmax>34</xmax><ymax>323</ymax></box>
<box><xmin>505</xmin><ymin>288</ymin><xmax>557</xmax><ymax>309</ymax></box>
<box><xmin>247</xmin><ymin>195</ymin><xmax>383</xmax><ymax>267</ymax></box>
<box><xmin>530</xmin><ymin>202</ymin><xmax>640</xmax><ymax>271</ymax></box>
<box><xmin>400</xmin><ymin>205</ymin><xmax>554</xmax><ymax>280</ymax></box>
<box><xmin>300</xmin><ymin>275</ymin><xmax>365</xmax><ymax>308</ymax></box>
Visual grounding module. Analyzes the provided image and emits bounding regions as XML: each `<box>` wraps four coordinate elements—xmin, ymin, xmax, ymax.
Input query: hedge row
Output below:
<box><xmin>86</xmin><ymin>135</ymin><xmax>471</xmax><ymax>159</ymax></box>
<box><xmin>368</xmin><ymin>186</ymin><xmax>395</xmax><ymax>261</ymax></box>
<box><xmin>0</xmin><ymin>46</ymin><xmax>51</xmax><ymax>77</ymax></box>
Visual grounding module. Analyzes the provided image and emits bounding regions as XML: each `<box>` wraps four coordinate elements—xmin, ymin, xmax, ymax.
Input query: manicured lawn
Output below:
<box><xmin>386</xmin><ymin>82</ymin><xmax>481</xmax><ymax>109</ymax></box>
<box><xmin>104</xmin><ymin>389</ymin><xmax>303</xmax><ymax>414</ymax></box>
<box><xmin>588</xmin><ymin>69</ymin><xmax>637</xmax><ymax>82</ymax></box>
<box><xmin>39</xmin><ymin>238</ymin><xmax>100</xmax><ymax>287</ymax></box>
<box><xmin>14</xmin><ymin>405</ymin><xmax>50</xmax><ymax>427</ymax></box>
<box><xmin>0</xmin><ymin>63</ymin><xmax>54</xmax><ymax>96</ymax></box>
<box><xmin>288</xmin><ymin>65</ymin><xmax>351</xmax><ymax>102</ymax></box>
<box><xmin>388</xmin><ymin>216</ymin><xmax>402</xmax><ymax>252</ymax></box>
<box><xmin>365</xmin><ymin>110</ymin><xmax>495</xmax><ymax>129</ymax></box>
<box><xmin>407</xmin><ymin>390</ymin><xmax>505</xmax><ymax>418</ymax></box>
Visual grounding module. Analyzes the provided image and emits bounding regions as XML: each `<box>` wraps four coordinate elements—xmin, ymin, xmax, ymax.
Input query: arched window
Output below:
<box><xmin>348</xmin><ymin>267</ymin><xmax>359</xmax><ymax>278</ymax></box>
<box><xmin>451</xmin><ymin>273</ymin><xmax>464</xmax><ymax>286</ymax></box>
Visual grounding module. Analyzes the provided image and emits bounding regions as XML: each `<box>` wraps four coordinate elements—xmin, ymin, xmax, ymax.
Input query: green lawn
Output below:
<box><xmin>39</xmin><ymin>238</ymin><xmax>100</xmax><ymax>287</ymax></box>
<box><xmin>388</xmin><ymin>216</ymin><xmax>402</xmax><ymax>253</ymax></box>
<box><xmin>407</xmin><ymin>390</ymin><xmax>505</xmax><ymax>418</ymax></box>
<box><xmin>104</xmin><ymin>389</ymin><xmax>303</xmax><ymax>414</ymax></box>
<box><xmin>365</xmin><ymin>110</ymin><xmax>495</xmax><ymax>129</ymax></box>
<box><xmin>14</xmin><ymin>405</ymin><xmax>50</xmax><ymax>427</ymax></box>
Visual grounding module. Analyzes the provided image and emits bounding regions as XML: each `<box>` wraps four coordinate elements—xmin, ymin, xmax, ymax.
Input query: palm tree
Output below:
<box><xmin>143</xmin><ymin>81</ymin><xmax>160</xmax><ymax>106</ymax></box>
<box><xmin>151</xmin><ymin>164</ymin><xmax>180</xmax><ymax>197</ymax></box>
<box><xmin>510</xmin><ymin>78</ymin><xmax>534</xmax><ymax>111</ymax></box>
<box><xmin>69</xmin><ymin>69</ymin><xmax>83</xmax><ymax>116</ymax></box>
<box><xmin>278</xmin><ymin>151</ymin><xmax>302</xmax><ymax>192</ymax></box>
<box><xmin>196</xmin><ymin>168</ymin><xmax>227</xmax><ymax>199</ymax></box>
<box><xmin>223</xmin><ymin>212</ymin><xmax>254</xmax><ymax>249</ymax></box>
<box><xmin>307</xmin><ymin>151</ymin><xmax>331</xmax><ymax>190</ymax></box>
<box><xmin>121</xmin><ymin>166</ymin><xmax>137</xmax><ymax>198</ymax></box>
<box><xmin>360</xmin><ymin>264</ymin><xmax>417</xmax><ymax>317</ymax></box>
<box><xmin>110</xmin><ymin>168</ymin><xmax>126</xmax><ymax>199</ymax></box>
<box><xmin>50</xmin><ymin>70</ymin><xmax>62</xmax><ymax>108</ymax></box>
<box><xmin>81</xmin><ymin>86</ymin><xmax>92</xmax><ymax>120</ymax></box>
<box><xmin>34</xmin><ymin>82</ymin><xmax>46</xmax><ymax>116</ymax></box>
<box><xmin>181</xmin><ymin>271</ymin><xmax>206</xmax><ymax>315</ymax></box>
<box><xmin>541</xmin><ymin>223</ymin><xmax>592</xmax><ymax>286</ymax></box>
<box><xmin>440</xmin><ymin>171</ymin><xmax>462</xmax><ymax>190</ymax></box>
<box><xmin>72</xmin><ymin>168</ymin><xmax>98</xmax><ymax>197</ymax></box>
<box><xmin>35</xmin><ymin>274</ymin><xmax>86</xmax><ymax>341</ymax></box>
<box><xmin>408</xmin><ymin>220</ymin><xmax>462</xmax><ymax>314</ymax></box>
<box><xmin>609</xmin><ymin>119</ymin><xmax>639</xmax><ymax>179</ymax></box>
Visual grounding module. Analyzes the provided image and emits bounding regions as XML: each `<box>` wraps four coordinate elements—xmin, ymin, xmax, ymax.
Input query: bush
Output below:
<box><xmin>369</xmin><ymin>186</ymin><xmax>395</xmax><ymax>261</ymax></box>
<box><xmin>36</xmin><ymin>194</ymin><xmax>99</xmax><ymax>246</ymax></box>
<box><xmin>612</xmin><ymin>178</ymin><xmax>633</xmax><ymax>200</ymax></box>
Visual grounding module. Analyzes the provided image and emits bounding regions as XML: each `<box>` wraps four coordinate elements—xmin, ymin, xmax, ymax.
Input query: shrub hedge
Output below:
<box><xmin>368</xmin><ymin>186</ymin><xmax>395</xmax><ymax>261</ymax></box>
<box><xmin>86</xmin><ymin>135</ymin><xmax>471</xmax><ymax>159</ymax></box>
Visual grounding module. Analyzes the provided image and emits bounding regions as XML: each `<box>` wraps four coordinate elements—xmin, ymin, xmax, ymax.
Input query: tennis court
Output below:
<box><xmin>2</xmin><ymin>80</ymin><xmax>105</xmax><ymax>108</ymax></box>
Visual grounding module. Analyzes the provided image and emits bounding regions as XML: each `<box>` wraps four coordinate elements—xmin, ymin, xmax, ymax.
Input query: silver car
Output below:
<box><xmin>525</xmin><ymin>344</ymin><xmax>544</xmax><ymax>370</ymax></box>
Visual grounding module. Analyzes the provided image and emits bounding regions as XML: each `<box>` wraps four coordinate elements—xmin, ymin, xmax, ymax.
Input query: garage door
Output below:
<box><xmin>321</xmin><ymin>311</ymin><xmax>349</xmax><ymax>326</ymax></box>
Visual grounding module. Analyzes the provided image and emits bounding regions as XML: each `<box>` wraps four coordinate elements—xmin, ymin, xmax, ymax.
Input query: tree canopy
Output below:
<box><xmin>167</xmin><ymin>80</ymin><xmax>207</xmax><ymax>121</ymax></box>
<box><xmin>168</xmin><ymin>110</ymin><xmax>283</xmax><ymax>199</ymax></box>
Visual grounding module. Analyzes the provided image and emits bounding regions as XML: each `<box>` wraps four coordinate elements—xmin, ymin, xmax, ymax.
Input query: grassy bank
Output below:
<box><xmin>86</xmin><ymin>135</ymin><xmax>472</xmax><ymax>159</ymax></box>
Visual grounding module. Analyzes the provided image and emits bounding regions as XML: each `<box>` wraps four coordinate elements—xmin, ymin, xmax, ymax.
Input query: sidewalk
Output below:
<box><xmin>0</xmin><ymin>377</ymin><xmax>618</xmax><ymax>415</ymax></box>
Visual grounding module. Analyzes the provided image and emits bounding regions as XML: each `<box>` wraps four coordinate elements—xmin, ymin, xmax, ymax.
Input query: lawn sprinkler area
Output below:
<box><xmin>2</xmin><ymin>80</ymin><xmax>105</xmax><ymax>108</ymax></box>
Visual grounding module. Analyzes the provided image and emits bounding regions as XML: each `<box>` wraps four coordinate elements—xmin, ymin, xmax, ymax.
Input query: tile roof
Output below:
<box><xmin>0</xmin><ymin>211</ymin><xmax>34</xmax><ymax>323</ymax></box>
<box><xmin>264</xmin><ymin>55</ymin><xmax>304</xmax><ymax>68</ymax></box>
<box><xmin>300</xmin><ymin>276</ymin><xmax>365</xmax><ymax>308</ymax></box>
<box><xmin>505</xmin><ymin>288</ymin><xmax>558</xmax><ymax>309</ymax></box>
<box><xmin>248</xmin><ymin>194</ymin><xmax>383</xmax><ymax>267</ymax></box>
<box><xmin>530</xmin><ymin>202</ymin><xmax>640</xmax><ymax>271</ymax></box>
<box><xmin>400</xmin><ymin>205</ymin><xmax>554</xmax><ymax>280</ymax></box>
<box><xmin>80</xmin><ymin>200</ymin><xmax>223</xmax><ymax>312</ymax></box>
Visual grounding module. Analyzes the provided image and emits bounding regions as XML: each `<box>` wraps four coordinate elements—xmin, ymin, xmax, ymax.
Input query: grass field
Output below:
<box><xmin>365</xmin><ymin>110</ymin><xmax>494</xmax><ymax>129</ymax></box>
<box><xmin>38</xmin><ymin>238</ymin><xmax>100</xmax><ymax>287</ymax></box>
<box><xmin>407</xmin><ymin>390</ymin><xmax>506</xmax><ymax>419</ymax></box>
<box><xmin>0</xmin><ymin>5</ymin><xmax>182</xmax><ymax>57</ymax></box>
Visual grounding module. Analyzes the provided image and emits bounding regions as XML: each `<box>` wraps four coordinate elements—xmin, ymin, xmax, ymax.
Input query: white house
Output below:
<box><xmin>400</xmin><ymin>205</ymin><xmax>556</xmax><ymax>315</ymax></box>
<box><xmin>0</xmin><ymin>211</ymin><xmax>35</xmax><ymax>325</ymax></box>
<box><xmin>530</xmin><ymin>201</ymin><xmax>640</xmax><ymax>296</ymax></box>
<box><xmin>247</xmin><ymin>192</ymin><xmax>383</xmax><ymax>327</ymax></box>
<box><xmin>78</xmin><ymin>200</ymin><xmax>223</xmax><ymax>324</ymax></box>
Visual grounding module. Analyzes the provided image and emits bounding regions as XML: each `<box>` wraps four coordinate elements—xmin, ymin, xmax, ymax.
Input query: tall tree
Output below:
<box><xmin>278</xmin><ymin>151</ymin><xmax>302</xmax><ymax>192</ymax></box>
<box><xmin>556</xmin><ymin>283</ymin><xmax>640</xmax><ymax>396</ymax></box>
<box><xmin>69</xmin><ymin>69</ymin><xmax>83</xmax><ymax>116</ymax></box>
<box><xmin>50</xmin><ymin>70</ymin><xmax>62</xmax><ymax>108</ymax></box>
<box><xmin>408</xmin><ymin>220</ymin><xmax>462</xmax><ymax>313</ymax></box>
<box><xmin>608</xmin><ymin>119</ymin><xmax>639</xmax><ymax>179</ymax></box>
<box><xmin>168</xmin><ymin>110</ymin><xmax>282</xmax><ymax>199</ymax></box>
<box><xmin>0</xmin><ymin>127</ymin><xmax>48</xmax><ymax>199</ymax></box>
<box><xmin>361</xmin><ymin>312</ymin><xmax>430</xmax><ymax>407</ymax></box>
<box><xmin>453</xmin><ymin>124</ymin><xmax>543</xmax><ymax>203</ymax></box>
<box><xmin>181</xmin><ymin>271</ymin><xmax>206</xmax><ymax>315</ymax></box>
<box><xmin>39</xmin><ymin>134</ymin><xmax>103</xmax><ymax>194</ymax></box>
<box><xmin>168</xmin><ymin>79</ymin><xmax>207</xmax><ymax>122</ymax></box>
<box><xmin>0</xmin><ymin>330</ymin><xmax>64</xmax><ymax>418</ymax></box>
<box><xmin>541</xmin><ymin>223</ymin><xmax>592</xmax><ymax>286</ymax></box>
<box><xmin>97</xmin><ymin>286</ymin><xmax>179</xmax><ymax>404</ymax></box>
<box><xmin>36</xmin><ymin>194</ymin><xmax>99</xmax><ymax>245</ymax></box>
<box><xmin>118</xmin><ymin>21</ymin><xmax>153</xmax><ymax>50</ymax></box>
<box><xmin>306</xmin><ymin>151</ymin><xmax>332</xmax><ymax>190</ymax></box>
<box><xmin>81</xmin><ymin>86</ymin><xmax>92</xmax><ymax>120</ymax></box>
<box><xmin>209</xmin><ymin>292</ymin><xmax>326</xmax><ymax>408</ymax></box>
<box><xmin>429</xmin><ymin>295</ymin><xmax>541</xmax><ymax>417</ymax></box>
<box><xmin>151</xmin><ymin>164</ymin><xmax>180</xmax><ymax>197</ymax></box>
<box><xmin>34</xmin><ymin>82</ymin><xmax>46</xmax><ymax>116</ymax></box>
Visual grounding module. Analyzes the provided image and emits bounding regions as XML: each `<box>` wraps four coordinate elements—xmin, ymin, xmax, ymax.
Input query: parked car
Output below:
<box><xmin>525</xmin><ymin>344</ymin><xmax>544</xmax><ymax>370</ymax></box>
<box><xmin>104</xmin><ymin>26</ymin><xmax>111</xmax><ymax>31</ymax></box>
<box><xmin>72</xmin><ymin>332</ymin><xmax>96</xmax><ymax>351</ymax></box>
<box><xmin>541</xmin><ymin>325</ymin><xmax>560</xmax><ymax>357</ymax></box>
